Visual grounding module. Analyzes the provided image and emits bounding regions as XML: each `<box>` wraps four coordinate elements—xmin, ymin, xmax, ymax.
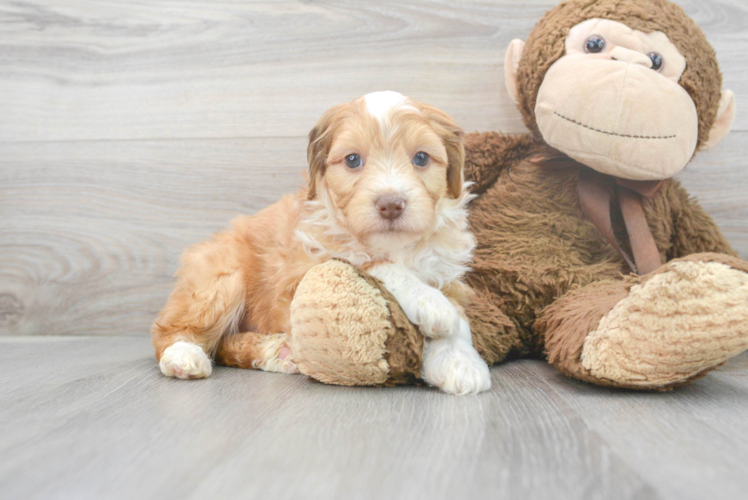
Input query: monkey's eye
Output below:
<box><xmin>413</xmin><ymin>152</ymin><xmax>430</xmax><ymax>167</ymax></box>
<box><xmin>647</xmin><ymin>52</ymin><xmax>664</xmax><ymax>72</ymax></box>
<box><xmin>344</xmin><ymin>153</ymin><xmax>363</xmax><ymax>169</ymax></box>
<box><xmin>584</xmin><ymin>35</ymin><xmax>606</xmax><ymax>53</ymax></box>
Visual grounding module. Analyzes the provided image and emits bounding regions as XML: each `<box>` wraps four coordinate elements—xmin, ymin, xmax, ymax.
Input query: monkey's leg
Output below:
<box><xmin>464</xmin><ymin>282</ymin><xmax>525</xmax><ymax>365</ymax></box>
<box><xmin>537</xmin><ymin>254</ymin><xmax>748</xmax><ymax>390</ymax></box>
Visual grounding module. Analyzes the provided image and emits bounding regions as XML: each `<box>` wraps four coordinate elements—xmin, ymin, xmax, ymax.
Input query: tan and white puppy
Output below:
<box><xmin>152</xmin><ymin>91</ymin><xmax>491</xmax><ymax>395</ymax></box>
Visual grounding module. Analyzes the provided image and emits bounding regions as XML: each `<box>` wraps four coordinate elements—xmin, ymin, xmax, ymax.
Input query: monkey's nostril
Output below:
<box><xmin>609</xmin><ymin>47</ymin><xmax>652</xmax><ymax>67</ymax></box>
<box><xmin>375</xmin><ymin>195</ymin><xmax>406</xmax><ymax>220</ymax></box>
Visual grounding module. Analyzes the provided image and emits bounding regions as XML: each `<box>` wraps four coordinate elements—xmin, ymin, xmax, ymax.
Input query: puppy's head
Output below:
<box><xmin>307</xmin><ymin>91</ymin><xmax>465</xmax><ymax>247</ymax></box>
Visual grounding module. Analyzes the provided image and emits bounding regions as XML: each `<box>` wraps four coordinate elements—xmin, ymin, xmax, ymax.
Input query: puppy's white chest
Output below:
<box><xmin>398</xmin><ymin>245</ymin><xmax>471</xmax><ymax>289</ymax></box>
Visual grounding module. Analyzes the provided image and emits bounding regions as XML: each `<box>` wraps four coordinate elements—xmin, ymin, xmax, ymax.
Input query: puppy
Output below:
<box><xmin>152</xmin><ymin>91</ymin><xmax>491</xmax><ymax>395</ymax></box>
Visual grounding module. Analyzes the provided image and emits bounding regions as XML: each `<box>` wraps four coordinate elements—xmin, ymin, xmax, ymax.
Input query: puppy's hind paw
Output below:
<box><xmin>256</xmin><ymin>334</ymin><xmax>300</xmax><ymax>374</ymax></box>
<box><xmin>159</xmin><ymin>341</ymin><xmax>212</xmax><ymax>379</ymax></box>
<box><xmin>422</xmin><ymin>339</ymin><xmax>491</xmax><ymax>395</ymax></box>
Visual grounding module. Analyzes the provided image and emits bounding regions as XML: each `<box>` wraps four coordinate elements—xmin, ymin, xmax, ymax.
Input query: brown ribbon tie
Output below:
<box><xmin>534</xmin><ymin>154</ymin><xmax>664</xmax><ymax>275</ymax></box>
<box><xmin>576</xmin><ymin>168</ymin><xmax>664</xmax><ymax>275</ymax></box>
<box><xmin>618</xmin><ymin>187</ymin><xmax>663</xmax><ymax>275</ymax></box>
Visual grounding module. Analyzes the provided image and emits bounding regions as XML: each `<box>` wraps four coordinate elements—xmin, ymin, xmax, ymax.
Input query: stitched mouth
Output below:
<box><xmin>554</xmin><ymin>112</ymin><xmax>676</xmax><ymax>140</ymax></box>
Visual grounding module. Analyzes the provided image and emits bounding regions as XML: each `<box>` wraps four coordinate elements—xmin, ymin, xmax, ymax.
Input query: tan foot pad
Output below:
<box><xmin>581</xmin><ymin>261</ymin><xmax>748</xmax><ymax>388</ymax></box>
<box><xmin>290</xmin><ymin>259</ymin><xmax>422</xmax><ymax>386</ymax></box>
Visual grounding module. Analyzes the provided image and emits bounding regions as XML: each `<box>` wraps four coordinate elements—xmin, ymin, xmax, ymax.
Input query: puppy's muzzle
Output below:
<box><xmin>375</xmin><ymin>194</ymin><xmax>406</xmax><ymax>220</ymax></box>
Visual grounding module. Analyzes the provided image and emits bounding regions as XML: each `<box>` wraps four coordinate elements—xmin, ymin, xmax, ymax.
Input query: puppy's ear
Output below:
<box><xmin>422</xmin><ymin>104</ymin><xmax>465</xmax><ymax>198</ymax></box>
<box><xmin>307</xmin><ymin>104</ymin><xmax>346</xmax><ymax>200</ymax></box>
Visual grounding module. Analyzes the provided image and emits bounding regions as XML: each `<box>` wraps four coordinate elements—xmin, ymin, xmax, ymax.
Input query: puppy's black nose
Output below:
<box><xmin>375</xmin><ymin>195</ymin><xmax>406</xmax><ymax>220</ymax></box>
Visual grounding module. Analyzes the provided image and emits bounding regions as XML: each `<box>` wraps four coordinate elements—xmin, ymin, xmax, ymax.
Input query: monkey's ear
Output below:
<box><xmin>700</xmin><ymin>90</ymin><xmax>736</xmax><ymax>151</ymax></box>
<box><xmin>504</xmin><ymin>39</ymin><xmax>525</xmax><ymax>105</ymax></box>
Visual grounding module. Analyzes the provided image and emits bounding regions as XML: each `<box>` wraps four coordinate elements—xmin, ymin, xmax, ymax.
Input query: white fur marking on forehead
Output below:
<box><xmin>364</xmin><ymin>91</ymin><xmax>412</xmax><ymax>121</ymax></box>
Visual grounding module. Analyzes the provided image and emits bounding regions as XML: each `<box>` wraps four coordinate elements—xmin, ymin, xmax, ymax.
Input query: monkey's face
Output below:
<box><xmin>536</xmin><ymin>19</ymin><xmax>695</xmax><ymax>180</ymax></box>
<box><xmin>505</xmin><ymin>17</ymin><xmax>736</xmax><ymax>181</ymax></box>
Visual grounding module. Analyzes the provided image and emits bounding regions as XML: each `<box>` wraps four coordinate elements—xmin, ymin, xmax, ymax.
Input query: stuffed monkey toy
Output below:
<box><xmin>289</xmin><ymin>0</ymin><xmax>748</xmax><ymax>391</ymax></box>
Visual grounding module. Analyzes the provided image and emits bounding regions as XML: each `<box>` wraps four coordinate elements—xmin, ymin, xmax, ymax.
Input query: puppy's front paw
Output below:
<box><xmin>159</xmin><ymin>341</ymin><xmax>212</xmax><ymax>379</ymax></box>
<box><xmin>422</xmin><ymin>338</ymin><xmax>491</xmax><ymax>395</ymax></box>
<box><xmin>413</xmin><ymin>288</ymin><xmax>461</xmax><ymax>338</ymax></box>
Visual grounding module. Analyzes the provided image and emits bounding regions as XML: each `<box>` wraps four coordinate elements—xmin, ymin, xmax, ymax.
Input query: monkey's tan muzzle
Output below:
<box><xmin>535</xmin><ymin>56</ymin><xmax>699</xmax><ymax>181</ymax></box>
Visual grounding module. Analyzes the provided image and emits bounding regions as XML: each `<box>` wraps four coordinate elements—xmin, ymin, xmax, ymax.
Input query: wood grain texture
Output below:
<box><xmin>0</xmin><ymin>138</ymin><xmax>306</xmax><ymax>336</ymax></box>
<box><xmin>549</xmin><ymin>354</ymin><xmax>748</xmax><ymax>500</ymax></box>
<box><xmin>1</xmin><ymin>0</ymin><xmax>747</xmax><ymax>141</ymax></box>
<box><xmin>3</xmin><ymin>336</ymin><xmax>748</xmax><ymax>500</ymax></box>
<box><xmin>677</xmin><ymin>131</ymin><xmax>748</xmax><ymax>256</ymax></box>
<box><xmin>1</xmin><ymin>0</ymin><xmax>747</xmax><ymax>337</ymax></box>
<box><xmin>1</xmin><ymin>133</ymin><xmax>746</xmax><ymax>338</ymax></box>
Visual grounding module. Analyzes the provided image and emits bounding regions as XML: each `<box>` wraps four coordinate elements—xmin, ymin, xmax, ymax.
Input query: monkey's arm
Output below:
<box><xmin>464</xmin><ymin>132</ymin><xmax>538</xmax><ymax>196</ymax></box>
<box><xmin>659</xmin><ymin>179</ymin><xmax>737</xmax><ymax>259</ymax></box>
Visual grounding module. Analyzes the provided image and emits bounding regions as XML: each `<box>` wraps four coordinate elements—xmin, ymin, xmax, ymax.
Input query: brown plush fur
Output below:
<box><xmin>455</xmin><ymin>0</ymin><xmax>741</xmax><ymax>390</ymax></box>
<box><xmin>462</xmin><ymin>133</ymin><xmax>741</xmax><ymax>388</ymax></box>
<box><xmin>517</xmin><ymin>0</ymin><xmax>722</xmax><ymax>149</ymax></box>
<box><xmin>536</xmin><ymin>278</ymin><xmax>635</xmax><ymax>387</ymax></box>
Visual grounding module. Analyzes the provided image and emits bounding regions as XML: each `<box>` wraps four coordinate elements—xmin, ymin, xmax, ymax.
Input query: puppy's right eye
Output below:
<box><xmin>344</xmin><ymin>154</ymin><xmax>363</xmax><ymax>169</ymax></box>
<box><xmin>413</xmin><ymin>152</ymin><xmax>430</xmax><ymax>167</ymax></box>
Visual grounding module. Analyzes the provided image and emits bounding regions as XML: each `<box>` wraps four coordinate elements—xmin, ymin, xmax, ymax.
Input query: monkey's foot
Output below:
<box><xmin>580</xmin><ymin>259</ymin><xmax>748</xmax><ymax>388</ymax></box>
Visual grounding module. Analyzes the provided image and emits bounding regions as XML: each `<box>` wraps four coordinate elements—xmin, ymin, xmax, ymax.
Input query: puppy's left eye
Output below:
<box><xmin>413</xmin><ymin>152</ymin><xmax>430</xmax><ymax>167</ymax></box>
<box><xmin>344</xmin><ymin>154</ymin><xmax>363</xmax><ymax>169</ymax></box>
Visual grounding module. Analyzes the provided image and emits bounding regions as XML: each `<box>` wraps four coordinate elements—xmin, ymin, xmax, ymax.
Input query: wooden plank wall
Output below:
<box><xmin>1</xmin><ymin>0</ymin><xmax>746</xmax><ymax>336</ymax></box>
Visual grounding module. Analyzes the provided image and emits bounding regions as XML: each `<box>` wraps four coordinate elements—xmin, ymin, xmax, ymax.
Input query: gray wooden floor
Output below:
<box><xmin>1</xmin><ymin>337</ymin><xmax>747</xmax><ymax>500</ymax></box>
<box><xmin>2</xmin><ymin>1</ymin><xmax>748</xmax><ymax>498</ymax></box>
